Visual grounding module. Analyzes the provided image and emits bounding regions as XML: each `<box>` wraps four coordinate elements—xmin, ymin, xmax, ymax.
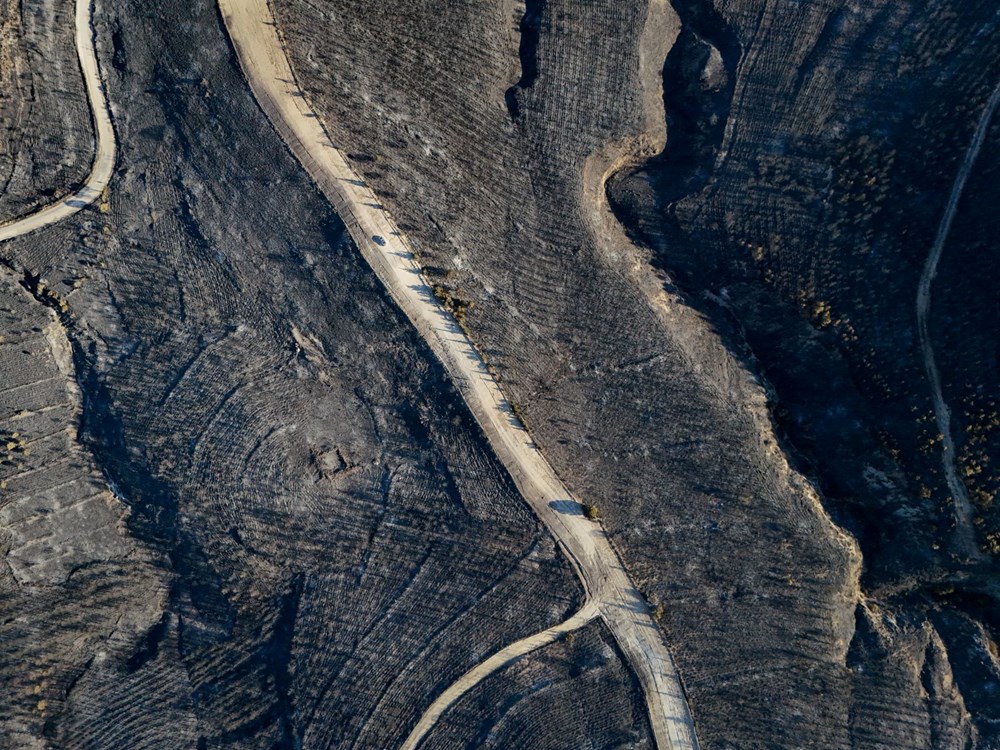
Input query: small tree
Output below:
<box><xmin>582</xmin><ymin>503</ymin><xmax>600</xmax><ymax>520</ymax></box>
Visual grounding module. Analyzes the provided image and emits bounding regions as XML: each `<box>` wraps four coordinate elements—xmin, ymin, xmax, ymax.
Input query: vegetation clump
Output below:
<box><xmin>582</xmin><ymin>503</ymin><xmax>600</xmax><ymax>520</ymax></box>
<box><xmin>1</xmin><ymin>430</ymin><xmax>29</xmax><ymax>469</ymax></box>
<box><xmin>432</xmin><ymin>284</ymin><xmax>474</xmax><ymax>327</ymax></box>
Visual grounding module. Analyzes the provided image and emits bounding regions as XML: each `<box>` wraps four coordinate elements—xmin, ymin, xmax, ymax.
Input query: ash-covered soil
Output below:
<box><xmin>0</xmin><ymin>268</ymin><xmax>168</xmax><ymax>745</ymax></box>
<box><xmin>0</xmin><ymin>0</ymin><xmax>92</xmax><ymax>223</ymax></box>
<box><xmin>612</xmin><ymin>0</ymin><xmax>1000</xmax><ymax>571</ymax></box>
<box><xmin>1</xmin><ymin>0</ymin><xmax>997</xmax><ymax>746</ymax></box>
<box><xmin>611</xmin><ymin>0</ymin><xmax>1000</xmax><ymax>742</ymax></box>
<box><xmin>0</xmin><ymin>0</ymin><xmax>591</xmax><ymax>746</ymax></box>
<box><xmin>420</xmin><ymin>622</ymin><xmax>653</xmax><ymax>750</ymax></box>
<box><xmin>270</xmin><ymin>0</ymin><xmax>999</xmax><ymax>747</ymax></box>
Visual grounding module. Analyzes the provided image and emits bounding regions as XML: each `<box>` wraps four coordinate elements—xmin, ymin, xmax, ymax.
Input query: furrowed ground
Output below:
<box><xmin>266</xmin><ymin>0</ymin><xmax>909</xmax><ymax>747</ymax></box>
<box><xmin>419</xmin><ymin>622</ymin><xmax>653</xmax><ymax>750</ymax></box>
<box><xmin>1</xmin><ymin>0</ymin><xmax>996</xmax><ymax>747</ymax></box>
<box><xmin>0</xmin><ymin>268</ymin><xmax>168</xmax><ymax>745</ymax></box>
<box><xmin>613</xmin><ymin>0</ymin><xmax>1000</xmax><ymax>742</ymax></box>
<box><xmin>0</xmin><ymin>0</ymin><xmax>673</xmax><ymax>746</ymax></box>
<box><xmin>0</xmin><ymin>0</ymin><xmax>92</xmax><ymax>223</ymax></box>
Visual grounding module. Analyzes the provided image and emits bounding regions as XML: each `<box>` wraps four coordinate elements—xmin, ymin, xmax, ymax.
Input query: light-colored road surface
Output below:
<box><xmin>0</xmin><ymin>0</ymin><xmax>115</xmax><ymax>242</ymax></box>
<box><xmin>218</xmin><ymin>1</ymin><xmax>700</xmax><ymax>748</ymax></box>
<box><xmin>916</xmin><ymin>80</ymin><xmax>1000</xmax><ymax>557</ymax></box>
<box><xmin>400</xmin><ymin>600</ymin><xmax>600</xmax><ymax>750</ymax></box>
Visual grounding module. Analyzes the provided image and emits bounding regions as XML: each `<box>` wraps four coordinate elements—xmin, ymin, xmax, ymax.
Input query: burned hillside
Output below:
<box><xmin>270</xmin><ymin>0</ymin><xmax>1000</xmax><ymax>746</ymax></box>
<box><xmin>0</xmin><ymin>0</ymin><xmax>997</xmax><ymax>747</ymax></box>
<box><xmin>0</xmin><ymin>0</ymin><xmax>656</xmax><ymax>745</ymax></box>
<box><xmin>0</xmin><ymin>0</ymin><xmax>92</xmax><ymax>223</ymax></box>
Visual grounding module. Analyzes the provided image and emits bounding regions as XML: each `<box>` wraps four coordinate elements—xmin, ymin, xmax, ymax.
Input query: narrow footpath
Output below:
<box><xmin>916</xmin><ymin>80</ymin><xmax>1000</xmax><ymax>558</ymax></box>
<box><xmin>217</xmin><ymin>1</ymin><xmax>700</xmax><ymax>748</ymax></box>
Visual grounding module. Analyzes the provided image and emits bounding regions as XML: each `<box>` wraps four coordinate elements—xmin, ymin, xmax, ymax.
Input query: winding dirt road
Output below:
<box><xmin>0</xmin><ymin>0</ymin><xmax>115</xmax><ymax>242</ymax></box>
<box><xmin>217</xmin><ymin>1</ymin><xmax>700</xmax><ymax>748</ymax></box>
<box><xmin>916</xmin><ymin>80</ymin><xmax>1000</xmax><ymax>557</ymax></box>
<box><xmin>400</xmin><ymin>600</ymin><xmax>600</xmax><ymax>750</ymax></box>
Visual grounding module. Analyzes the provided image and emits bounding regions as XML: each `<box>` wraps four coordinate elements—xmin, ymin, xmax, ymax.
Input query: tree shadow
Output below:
<box><xmin>548</xmin><ymin>499</ymin><xmax>583</xmax><ymax>516</ymax></box>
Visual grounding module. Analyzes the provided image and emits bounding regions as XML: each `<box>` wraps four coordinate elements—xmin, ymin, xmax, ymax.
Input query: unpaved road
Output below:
<box><xmin>218</xmin><ymin>1</ymin><xmax>700</xmax><ymax>748</ymax></box>
<box><xmin>916</xmin><ymin>80</ymin><xmax>1000</xmax><ymax>557</ymax></box>
<box><xmin>400</xmin><ymin>600</ymin><xmax>601</xmax><ymax>750</ymax></box>
<box><xmin>0</xmin><ymin>0</ymin><xmax>115</xmax><ymax>242</ymax></box>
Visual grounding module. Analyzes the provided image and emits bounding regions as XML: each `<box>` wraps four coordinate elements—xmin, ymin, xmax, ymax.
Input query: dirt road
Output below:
<box><xmin>217</xmin><ymin>1</ymin><xmax>700</xmax><ymax>747</ymax></box>
<box><xmin>0</xmin><ymin>0</ymin><xmax>115</xmax><ymax>242</ymax></box>
<box><xmin>399</xmin><ymin>600</ymin><xmax>600</xmax><ymax>750</ymax></box>
<box><xmin>916</xmin><ymin>80</ymin><xmax>1000</xmax><ymax>558</ymax></box>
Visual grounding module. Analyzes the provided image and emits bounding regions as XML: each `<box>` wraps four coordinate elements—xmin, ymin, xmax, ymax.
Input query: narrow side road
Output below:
<box><xmin>916</xmin><ymin>80</ymin><xmax>1000</xmax><ymax>558</ymax></box>
<box><xmin>399</xmin><ymin>601</ymin><xmax>600</xmax><ymax>750</ymax></box>
<box><xmin>0</xmin><ymin>0</ymin><xmax>115</xmax><ymax>242</ymax></box>
<box><xmin>217</xmin><ymin>1</ymin><xmax>700</xmax><ymax>748</ymax></box>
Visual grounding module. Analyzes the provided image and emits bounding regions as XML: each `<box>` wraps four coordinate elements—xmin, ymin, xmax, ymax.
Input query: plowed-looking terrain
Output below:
<box><xmin>916</xmin><ymin>79</ymin><xmax>1000</xmax><ymax>558</ymax></box>
<box><xmin>0</xmin><ymin>0</ymin><xmax>114</xmax><ymax>241</ymax></box>
<box><xmin>218</xmin><ymin>0</ymin><xmax>699</xmax><ymax>747</ymax></box>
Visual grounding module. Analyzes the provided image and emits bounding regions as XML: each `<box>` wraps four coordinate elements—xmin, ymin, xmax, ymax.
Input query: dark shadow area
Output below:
<box><xmin>504</xmin><ymin>0</ymin><xmax>546</xmax><ymax>122</ymax></box>
<box><xmin>548</xmin><ymin>499</ymin><xmax>583</xmax><ymax>517</ymax></box>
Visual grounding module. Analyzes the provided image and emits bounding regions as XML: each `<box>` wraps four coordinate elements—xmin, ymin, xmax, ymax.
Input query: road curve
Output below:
<box><xmin>916</xmin><ymin>79</ymin><xmax>1000</xmax><ymax>556</ymax></box>
<box><xmin>217</xmin><ymin>1</ymin><xmax>700</xmax><ymax>748</ymax></box>
<box><xmin>0</xmin><ymin>0</ymin><xmax>115</xmax><ymax>242</ymax></box>
<box><xmin>399</xmin><ymin>600</ymin><xmax>600</xmax><ymax>750</ymax></box>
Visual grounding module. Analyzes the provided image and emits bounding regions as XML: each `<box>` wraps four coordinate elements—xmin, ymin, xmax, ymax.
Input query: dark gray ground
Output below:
<box><xmin>0</xmin><ymin>0</ymin><xmax>668</xmax><ymax>746</ymax></box>
<box><xmin>613</xmin><ymin>0</ymin><xmax>1000</xmax><ymax>741</ymax></box>
<box><xmin>0</xmin><ymin>0</ymin><xmax>92</xmax><ymax>223</ymax></box>
<box><xmin>613</xmin><ymin>0</ymin><xmax>1000</xmax><ymax>573</ymax></box>
<box><xmin>421</xmin><ymin>622</ymin><xmax>653</xmax><ymax>750</ymax></box>
<box><xmin>0</xmin><ymin>267</ymin><xmax>168</xmax><ymax>746</ymax></box>
<box><xmin>270</xmin><ymin>0</ymin><xmax>999</xmax><ymax>747</ymax></box>
<box><xmin>2</xmin><ymin>0</ymin><xmax>998</xmax><ymax>747</ymax></box>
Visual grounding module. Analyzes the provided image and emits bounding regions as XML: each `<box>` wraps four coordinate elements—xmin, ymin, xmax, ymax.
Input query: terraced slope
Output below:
<box><xmin>612</xmin><ymin>0</ymin><xmax>1000</xmax><ymax>742</ymax></box>
<box><xmin>0</xmin><ymin>0</ymin><xmax>116</xmax><ymax>244</ymax></box>
<box><xmin>620</xmin><ymin>0</ymin><xmax>1000</xmax><ymax>571</ymax></box>
<box><xmin>401</xmin><ymin>599</ymin><xmax>601</xmax><ymax>750</ymax></box>
<box><xmin>0</xmin><ymin>268</ymin><xmax>168</xmax><ymax>745</ymax></box>
<box><xmin>0</xmin><ymin>0</ymin><xmax>647</xmax><ymax>745</ymax></box>
<box><xmin>1</xmin><ymin>0</ymin><xmax>995</xmax><ymax>746</ymax></box>
<box><xmin>419</xmin><ymin>622</ymin><xmax>654</xmax><ymax>750</ymax></box>
<box><xmin>218</xmin><ymin>3</ymin><xmax>698</xmax><ymax>747</ymax></box>
<box><xmin>269</xmin><ymin>0</ymin><xmax>878</xmax><ymax>747</ymax></box>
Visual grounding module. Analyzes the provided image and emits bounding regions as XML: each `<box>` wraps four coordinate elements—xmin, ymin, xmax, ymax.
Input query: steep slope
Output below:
<box><xmin>0</xmin><ymin>267</ymin><xmax>168</xmax><ymax>746</ymax></box>
<box><xmin>269</xmin><ymin>0</ymin><xmax>884</xmax><ymax>746</ymax></box>
<box><xmin>1</xmin><ymin>0</ymin><xmax>587</xmax><ymax>746</ymax></box>
<box><xmin>0</xmin><ymin>0</ymin><xmax>92</xmax><ymax>223</ymax></box>
<box><xmin>611</xmin><ymin>0</ymin><xmax>1000</xmax><ymax>743</ymax></box>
